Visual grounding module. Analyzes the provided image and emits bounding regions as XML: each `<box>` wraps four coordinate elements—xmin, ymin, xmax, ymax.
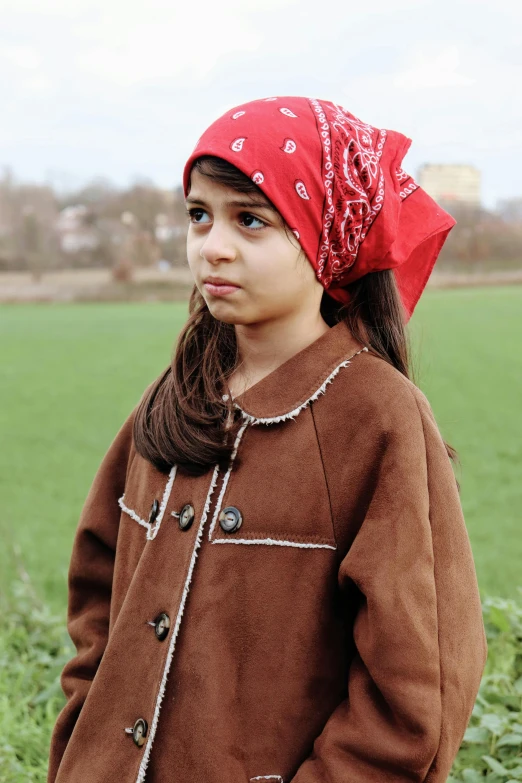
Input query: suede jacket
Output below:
<box><xmin>48</xmin><ymin>319</ymin><xmax>488</xmax><ymax>783</ymax></box>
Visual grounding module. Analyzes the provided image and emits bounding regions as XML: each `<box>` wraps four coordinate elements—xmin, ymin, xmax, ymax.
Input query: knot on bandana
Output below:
<box><xmin>182</xmin><ymin>96</ymin><xmax>456</xmax><ymax>322</ymax></box>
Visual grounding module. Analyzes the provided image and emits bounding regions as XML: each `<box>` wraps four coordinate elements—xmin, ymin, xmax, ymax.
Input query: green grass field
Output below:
<box><xmin>1</xmin><ymin>287</ymin><xmax>521</xmax><ymax>615</ymax></box>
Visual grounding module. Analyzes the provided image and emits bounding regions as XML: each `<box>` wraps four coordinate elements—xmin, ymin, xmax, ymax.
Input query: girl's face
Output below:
<box><xmin>185</xmin><ymin>168</ymin><xmax>324</xmax><ymax>326</ymax></box>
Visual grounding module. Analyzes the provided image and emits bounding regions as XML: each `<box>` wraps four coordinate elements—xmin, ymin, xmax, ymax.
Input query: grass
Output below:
<box><xmin>0</xmin><ymin>287</ymin><xmax>521</xmax><ymax>612</ymax></box>
<box><xmin>0</xmin><ymin>287</ymin><xmax>521</xmax><ymax>781</ymax></box>
<box><xmin>409</xmin><ymin>286</ymin><xmax>522</xmax><ymax>599</ymax></box>
<box><xmin>0</xmin><ymin>301</ymin><xmax>189</xmax><ymax>611</ymax></box>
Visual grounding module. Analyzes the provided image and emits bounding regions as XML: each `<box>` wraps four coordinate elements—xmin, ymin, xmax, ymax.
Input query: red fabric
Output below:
<box><xmin>182</xmin><ymin>96</ymin><xmax>456</xmax><ymax>322</ymax></box>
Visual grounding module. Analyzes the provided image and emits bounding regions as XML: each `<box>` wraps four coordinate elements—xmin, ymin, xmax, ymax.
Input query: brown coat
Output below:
<box><xmin>48</xmin><ymin>320</ymin><xmax>488</xmax><ymax>783</ymax></box>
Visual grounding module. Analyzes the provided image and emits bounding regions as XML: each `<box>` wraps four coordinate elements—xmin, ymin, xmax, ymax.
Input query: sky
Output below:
<box><xmin>1</xmin><ymin>0</ymin><xmax>521</xmax><ymax>209</ymax></box>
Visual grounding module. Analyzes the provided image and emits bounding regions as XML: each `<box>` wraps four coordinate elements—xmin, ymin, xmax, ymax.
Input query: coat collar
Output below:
<box><xmin>231</xmin><ymin>320</ymin><xmax>369</xmax><ymax>425</ymax></box>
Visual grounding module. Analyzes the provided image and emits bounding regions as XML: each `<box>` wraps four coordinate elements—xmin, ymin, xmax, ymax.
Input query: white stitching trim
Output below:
<box><xmin>234</xmin><ymin>346</ymin><xmax>368</xmax><ymax>426</ymax></box>
<box><xmin>117</xmin><ymin>465</ymin><xmax>178</xmax><ymax>541</ymax></box>
<box><xmin>250</xmin><ymin>777</ymin><xmax>284</xmax><ymax>782</ymax></box>
<box><xmin>148</xmin><ymin>465</ymin><xmax>177</xmax><ymax>540</ymax></box>
<box><xmin>212</xmin><ymin>537</ymin><xmax>336</xmax><ymax>550</ymax></box>
<box><xmin>208</xmin><ymin>419</ymin><xmax>250</xmax><ymax>541</ymax></box>
<box><xmin>135</xmin><ymin>463</ymin><xmax>221</xmax><ymax>783</ymax></box>
<box><xmin>118</xmin><ymin>496</ymin><xmax>150</xmax><ymax>532</ymax></box>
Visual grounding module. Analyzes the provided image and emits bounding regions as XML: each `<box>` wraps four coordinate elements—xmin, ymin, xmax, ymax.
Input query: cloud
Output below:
<box><xmin>75</xmin><ymin>8</ymin><xmax>264</xmax><ymax>88</ymax></box>
<box><xmin>0</xmin><ymin>44</ymin><xmax>54</xmax><ymax>100</ymax></box>
<box><xmin>393</xmin><ymin>46</ymin><xmax>475</xmax><ymax>90</ymax></box>
<box><xmin>0</xmin><ymin>0</ymin><xmax>521</xmax><ymax>207</ymax></box>
<box><xmin>0</xmin><ymin>44</ymin><xmax>41</xmax><ymax>69</ymax></box>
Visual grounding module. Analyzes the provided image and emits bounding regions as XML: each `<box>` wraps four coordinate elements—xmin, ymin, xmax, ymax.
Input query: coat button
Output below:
<box><xmin>218</xmin><ymin>506</ymin><xmax>242</xmax><ymax>533</ymax></box>
<box><xmin>148</xmin><ymin>499</ymin><xmax>160</xmax><ymax>525</ymax></box>
<box><xmin>125</xmin><ymin>718</ymin><xmax>148</xmax><ymax>747</ymax></box>
<box><xmin>178</xmin><ymin>503</ymin><xmax>195</xmax><ymax>531</ymax></box>
<box><xmin>153</xmin><ymin>612</ymin><xmax>170</xmax><ymax>641</ymax></box>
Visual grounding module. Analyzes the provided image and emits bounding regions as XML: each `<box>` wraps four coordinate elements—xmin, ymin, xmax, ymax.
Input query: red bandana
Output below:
<box><xmin>182</xmin><ymin>96</ymin><xmax>456</xmax><ymax>322</ymax></box>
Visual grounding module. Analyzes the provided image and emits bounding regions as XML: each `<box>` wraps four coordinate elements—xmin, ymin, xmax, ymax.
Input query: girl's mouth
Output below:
<box><xmin>204</xmin><ymin>282</ymin><xmax>241</xmax><ymax>297</ymax></box>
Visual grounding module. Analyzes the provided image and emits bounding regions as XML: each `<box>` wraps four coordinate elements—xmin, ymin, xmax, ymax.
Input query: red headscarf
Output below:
<box><xmin>182</xmin><ymin>96</ymin><xmax>456</xmax><ymax>322</ymax></box>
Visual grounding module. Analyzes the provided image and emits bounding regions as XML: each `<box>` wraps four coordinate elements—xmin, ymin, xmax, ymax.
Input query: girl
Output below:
<box><xmin>48</xmin><ymin>97</ymin><xmax>488</xmax><ymax>783</ymax></box>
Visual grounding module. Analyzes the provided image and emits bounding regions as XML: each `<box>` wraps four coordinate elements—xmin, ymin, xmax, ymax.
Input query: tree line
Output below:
<box><xmin>1</xmin><ymin>167</ymin><xmax>521</xmax><ymax>280</ymax></box>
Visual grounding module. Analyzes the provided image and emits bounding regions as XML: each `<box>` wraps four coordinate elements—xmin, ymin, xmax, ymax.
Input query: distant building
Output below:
<box><xmin>55</xmin><ymin>204</ymin><xmax>99</xmax><ymax>254</ymax></box>
<box><xmin>154</xmin><ymin>212</ymin><xmax>185</xmax><ymax>242</ymax></box>
<box><xmin>417</xmin><ymin>164</ymin><xmax>481</xmax><ymax>206</ymax></box>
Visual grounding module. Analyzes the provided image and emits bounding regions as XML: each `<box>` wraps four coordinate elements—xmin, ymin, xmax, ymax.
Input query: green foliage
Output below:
<box><xmin>0</xmin><ymin>577</ymin><xmax>70</xmax><ymax>782</ymax></box>
<box><xmin>1</xmin><ymin>577</ymin><xmax>522</xmax><ymax>781</ymax></box>
<box><xmin>450</xmin><ymin>590</ymin><xmax>522</xmax><ymax>782</ymax></box>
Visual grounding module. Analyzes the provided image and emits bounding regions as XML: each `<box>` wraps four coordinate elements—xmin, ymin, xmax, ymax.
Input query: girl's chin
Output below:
<box><xmin>205</xmin><ymin>300</ymin><xmax>241</xmax><ymax>321</ymax></box>
<box><xmin>205</xmin><ymin>304</ymin><xmax>258</xmax><ymax>327</ymax></box>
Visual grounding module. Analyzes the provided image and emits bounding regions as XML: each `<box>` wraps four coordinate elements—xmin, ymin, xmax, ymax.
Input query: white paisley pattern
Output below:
<box><xmin>309</xmin><ymin>98</ymin><xmax>417</xmax><ymax>287</ymax></box>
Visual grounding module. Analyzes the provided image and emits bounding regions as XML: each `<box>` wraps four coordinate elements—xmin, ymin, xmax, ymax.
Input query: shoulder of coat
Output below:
<box><xmin>320</xmin><ymin>349</ymin><xmax>434</xmax><ymax>433</ymax></box>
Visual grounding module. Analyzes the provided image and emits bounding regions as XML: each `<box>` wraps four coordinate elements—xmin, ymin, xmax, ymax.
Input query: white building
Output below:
<box><xmin>417</xmin><ymin>164</ymin><xmax>481</xmax><ymax>206</ymax></box>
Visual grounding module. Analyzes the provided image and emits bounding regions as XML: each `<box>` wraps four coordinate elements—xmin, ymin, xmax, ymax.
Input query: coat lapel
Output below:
<box><xmin>232</xmin><ymin>320</ymin><xmax>369</xmax><ymax>425</ymax></box>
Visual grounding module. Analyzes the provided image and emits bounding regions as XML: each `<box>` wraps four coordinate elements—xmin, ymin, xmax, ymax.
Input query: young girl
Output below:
<box><xmin>48</xmin><ymin>96</ymin><xmax>488</xmax><ymax>783</ymax></box>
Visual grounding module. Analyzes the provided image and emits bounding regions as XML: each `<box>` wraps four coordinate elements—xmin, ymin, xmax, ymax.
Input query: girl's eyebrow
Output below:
<box><xmin>185</xmin><ymin>195</ymin><xmax>276</xmax><ymax>212</ymax></box>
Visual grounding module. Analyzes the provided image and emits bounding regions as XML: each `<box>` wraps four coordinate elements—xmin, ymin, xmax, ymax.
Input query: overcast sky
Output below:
<box><xmin>1</xmin><ymin>0</ymin><xmax>520</xmax><ymax>209</ymax></box>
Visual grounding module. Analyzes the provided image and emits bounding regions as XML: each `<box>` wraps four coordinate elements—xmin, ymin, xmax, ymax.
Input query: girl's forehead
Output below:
<box><xmin>186</xmin><ymin>168</ymin><xmax>226</xmax><ymax>192</ymax></box>
<box><xmin>186</xmin><ymin>169</ymin><xmax>277</xmax><ymax>212</ymax></box>
<box><xmin>186</xmin><ymin>168</ymin><xmax>237</xmax><ymax>197</ymax></box>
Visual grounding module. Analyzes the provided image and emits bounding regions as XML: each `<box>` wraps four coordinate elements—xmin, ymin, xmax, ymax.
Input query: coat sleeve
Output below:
<box><xmin>289</xmin><ymin>386</ymin><xmax>488</xmax><ymax>783</ymax></box>
<box><xmin>47</xmin><ymin>408</ymin><xmax>137</xmax><ymax>783</ymax></box>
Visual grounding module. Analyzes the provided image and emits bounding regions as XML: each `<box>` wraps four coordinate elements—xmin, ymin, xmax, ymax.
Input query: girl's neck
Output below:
<box><xmin>227</xmin><ymin>313</ymin><xmax>331</xmax><ymax>399</ymax></box>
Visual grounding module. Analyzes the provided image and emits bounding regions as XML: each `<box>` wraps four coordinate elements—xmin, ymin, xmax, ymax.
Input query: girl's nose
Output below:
<box><xmin>199</xmin><ymin>224</ymin><xmax>237</xmax><ymax>264</ymax></box>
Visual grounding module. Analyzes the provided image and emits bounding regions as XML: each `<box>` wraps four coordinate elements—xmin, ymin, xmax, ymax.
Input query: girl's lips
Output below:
<box><xmin>204</xmin><ymin>282</ymin><xmax>241</xmax><ymax>296</ymax></box>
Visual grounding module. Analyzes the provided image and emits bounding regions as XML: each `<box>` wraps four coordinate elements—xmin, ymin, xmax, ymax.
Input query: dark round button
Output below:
<box><xmin>219</xmin><ymin>506</ymin><xmax>242</xmax><ymax>534</ymax></box>
<box><xmin>132</xmin><ymin>718</ymin><xmax>148</xmax><ymax>747</ymax></box>
<box><xmin>179</xmin><ymin>503</ymin><xmax>195</xmax><ymax>531</ymax></box>
<box><xmin>153</xmin><ymin>612</ymin><xmax>170</xmax><ymax>641</ymax></box>
<box><xmin>148</xmin><ymin>499</ymin><xmax>160</xmax><ymax>525</ymax></box>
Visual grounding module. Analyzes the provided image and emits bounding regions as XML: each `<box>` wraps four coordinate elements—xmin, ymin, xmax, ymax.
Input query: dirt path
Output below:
<box><xmin>429</xmin><ymin>269</ymin><xmax>522</xmax><ymax>288</ymax></box>
<box><xmin>1</xmin><ymin>267</ymin><xmax>521</xmax><ymax>303</ymax></box>
<box><xmin>0</xmin><ymin>267</ymin><xmax>194</xmax><ymax>302</ymax></box>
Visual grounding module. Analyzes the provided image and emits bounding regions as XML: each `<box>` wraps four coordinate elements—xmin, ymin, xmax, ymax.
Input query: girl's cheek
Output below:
<box><xmin>186</xmin><ymin>240</ymin><xmax>201</xmax><ymax>265</ymax></box>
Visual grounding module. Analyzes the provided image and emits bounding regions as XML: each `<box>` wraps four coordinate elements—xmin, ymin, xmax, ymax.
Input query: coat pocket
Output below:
<box><xmin>207</xmin><ymin>410</ymin><xmax>337</xmax><ymax>551</ymax></box>
<box><xmin>207</xmin><ymin>492</ymin><xmax>337</xmax><ymax>550</ymax></box>
<box><xmin>118</xmin><ymin>453</ymin><xmax>177</xmax><ymax>541</ymax></box>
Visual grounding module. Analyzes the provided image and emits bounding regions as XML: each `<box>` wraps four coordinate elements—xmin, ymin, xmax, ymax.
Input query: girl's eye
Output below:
<box><xmin>186</xmin><ymin>208</ymin><xmax>210</xmax><ymax>225</ymax></box>
<box><xmin>185</xmin><ymin>209</ymin><xmax>266</xmax><ymax>232</ymax></box>
<box><xmin>239</xmin><ymin>213</ymin><xmax>266</xmax><ymax>230</ymax></box>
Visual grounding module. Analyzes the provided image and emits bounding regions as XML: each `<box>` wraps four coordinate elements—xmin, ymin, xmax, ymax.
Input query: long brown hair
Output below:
<box><xmin>133</xmin><ymin>155</ymin><xmax>460</xmax><ymax>487</ymax></box>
